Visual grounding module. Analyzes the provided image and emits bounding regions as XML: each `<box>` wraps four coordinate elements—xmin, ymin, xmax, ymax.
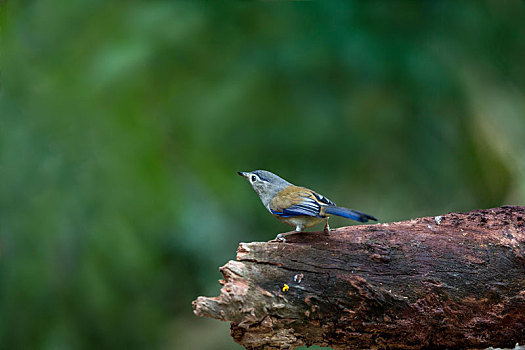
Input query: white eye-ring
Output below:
<box><xmin>251</xmin><ymin>175</ymin><xmax>257</xmax><ymax>182</ymax></box>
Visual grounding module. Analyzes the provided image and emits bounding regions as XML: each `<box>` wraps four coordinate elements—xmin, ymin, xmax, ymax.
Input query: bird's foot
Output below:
<box><xmin>323</xmin><ymin>219</ymin><xmax>332</xmax><ymax>235</ymax></box>
<box><xmin>271</xmin><ymin>231</ymin><xmax>297</xmax><ymax>243</ymax></box>
<box><xmin>272</xmin><ymin>233</ymin><xmax>286</xmax><ymax>243</ymax></box>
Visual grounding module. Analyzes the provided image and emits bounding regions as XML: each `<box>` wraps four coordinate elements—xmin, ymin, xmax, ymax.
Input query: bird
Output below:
<box><xmin>238</xmin><ymin>170</ymin><xmax>377</xmax><ymax>241</ymax></box>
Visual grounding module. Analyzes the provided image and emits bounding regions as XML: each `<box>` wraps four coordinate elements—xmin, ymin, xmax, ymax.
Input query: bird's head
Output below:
<box><xmin>238</xmin><ymin>170</ymin><xmax>291</xmax><ymax>206</ymax></box>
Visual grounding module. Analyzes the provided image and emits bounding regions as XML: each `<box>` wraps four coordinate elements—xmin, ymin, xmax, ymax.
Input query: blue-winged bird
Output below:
<box><xmin>238</xmin><ymin>170</ymin><xmax>377</xmax><ymax>241</ymax></box>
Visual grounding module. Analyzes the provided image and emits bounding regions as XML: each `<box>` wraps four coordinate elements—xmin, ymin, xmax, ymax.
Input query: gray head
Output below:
<box><xmin>238</xmin><ymin>170</ymin><xmax>292</xmax><ymax>209</ymax></box>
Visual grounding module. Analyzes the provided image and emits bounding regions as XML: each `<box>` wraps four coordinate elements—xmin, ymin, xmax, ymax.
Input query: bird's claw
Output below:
<box><xmin>323</xmin><ymin>218</ymin><xmax>331</xmax><ymax>235</ymax></box>
<box><xmin>271</xmin><ymin>233</ymin><xmax>287</xmax><ymax>243</ymax></box>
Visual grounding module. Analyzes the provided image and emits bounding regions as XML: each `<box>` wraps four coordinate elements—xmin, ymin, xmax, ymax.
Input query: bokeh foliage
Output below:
<box><xmin>1</xmin><ymin>1</ymin><xmax>524</xmax><ymax>349</ymax></box>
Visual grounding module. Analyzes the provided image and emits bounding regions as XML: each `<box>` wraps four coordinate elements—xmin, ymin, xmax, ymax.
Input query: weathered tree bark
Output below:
<box><xmin>193</xmin><ymin>206</ymin><xmax>525</xmax><ymax>349</ymax></box>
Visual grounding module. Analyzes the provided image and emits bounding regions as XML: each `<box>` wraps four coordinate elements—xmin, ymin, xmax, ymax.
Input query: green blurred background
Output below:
<box><xmin>1</xmin><ymin>1</ymin><xmax>525</xmax><ymax>349</ymax></box>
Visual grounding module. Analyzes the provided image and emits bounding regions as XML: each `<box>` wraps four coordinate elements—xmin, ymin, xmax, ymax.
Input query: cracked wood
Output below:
<box><xmin>193</xmin><ymin>206</ymin><xmax>525</xmax><ymax>349</ymax></box>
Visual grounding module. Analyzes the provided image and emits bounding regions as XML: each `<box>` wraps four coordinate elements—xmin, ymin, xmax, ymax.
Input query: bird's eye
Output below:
<box><xmin>251</xmin><ymin>175</ymin><xmax>257</xmax><ymax>182</ymax></box>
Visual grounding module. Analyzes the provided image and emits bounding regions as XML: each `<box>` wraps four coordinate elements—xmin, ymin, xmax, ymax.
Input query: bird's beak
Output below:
<box><xmin>237</xmin><ymin>171</ymin><xmax>248</xmax><ymax>178</ymax></box>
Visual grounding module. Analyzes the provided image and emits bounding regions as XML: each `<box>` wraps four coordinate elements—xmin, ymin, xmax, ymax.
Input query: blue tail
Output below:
<box><xmin>324</xmin><ymin>206</ymin><xmax>377</xmax><ymax>223</ymax></box>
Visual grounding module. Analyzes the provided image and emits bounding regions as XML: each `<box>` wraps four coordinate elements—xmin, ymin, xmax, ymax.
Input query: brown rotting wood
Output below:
<box><xmin>193</xmin><ymin>206</ymin><xmax>525</xmax><ymax>349</ymax></box>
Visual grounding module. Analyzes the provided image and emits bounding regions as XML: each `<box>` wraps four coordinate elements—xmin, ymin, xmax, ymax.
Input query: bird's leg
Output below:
<box><xmin>324</xmin><ymin>218</ymin><xmax>331</xmax><ymax>234</ymax></box>
<box><xmin>272</xmin><ymin>225</ymin><xmax>304</xmax><ymax>243</ymax></box>
<box><xmin>272</xmin><ymin>231</ymin><xmax>293</xmax><ymax>243</ymax></box>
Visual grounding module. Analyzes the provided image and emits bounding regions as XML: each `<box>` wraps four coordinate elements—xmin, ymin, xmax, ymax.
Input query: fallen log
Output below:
<box><xmin>192</xmin><ymin>206</ymin><xmax>525</xmax><ymax>349</ymax></box>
